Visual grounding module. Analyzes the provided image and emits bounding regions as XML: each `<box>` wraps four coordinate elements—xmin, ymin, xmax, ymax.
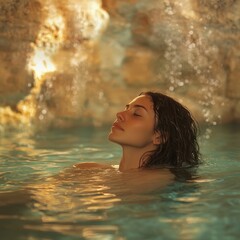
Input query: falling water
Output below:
<box><xmin>0</xmin><ymin>0</ymin><xmax>239</xmax><ymax>132</ymax></box>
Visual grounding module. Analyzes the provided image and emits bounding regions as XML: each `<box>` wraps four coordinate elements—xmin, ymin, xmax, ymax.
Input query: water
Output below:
<box><xmin>0</xmin><ymin>124</ymin><xmax>240</xmax><ymax>240</ymax></box>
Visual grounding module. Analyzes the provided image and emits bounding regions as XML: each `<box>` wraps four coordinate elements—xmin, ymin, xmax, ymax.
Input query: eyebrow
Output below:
<box><xmin>125</xmin><ymin>104</ymin><xmax>148</xmax><ymax>112</ymax></box>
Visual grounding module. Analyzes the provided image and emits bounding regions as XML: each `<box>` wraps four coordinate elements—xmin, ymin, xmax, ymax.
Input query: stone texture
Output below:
<box><xmin>225</xmin><ymin>50</ymin><xmax>240</xmax><ymax>99</ymax></box>
<box><xmin>0</xmin><ymin>0</ymin><xmax>240</xmax><ymax>130</ymax></box>
<box><xmin>234</xmin><ymin>100</ymin><xmax>240</xmax><ymax>122</ymax></box>
<box><xmin>0</xmin><ymin>0</ymin><xmax>42</xmax><ymax>107</ymax></box>
<box><xmin>122</xmin><ymin>46</ymin><xmax>158</xmax><ymax>86</ymax></box>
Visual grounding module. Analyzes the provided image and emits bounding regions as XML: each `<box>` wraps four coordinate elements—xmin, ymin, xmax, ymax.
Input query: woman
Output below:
<box><xmin>108</xmin><ymin>91</ymin><xmax>201</xmax><ymax>172</ymax></box>
<box><xmin>77</xmin><ymin>91</ymin><xmax>201</xmax><ymax>172</ymax></box>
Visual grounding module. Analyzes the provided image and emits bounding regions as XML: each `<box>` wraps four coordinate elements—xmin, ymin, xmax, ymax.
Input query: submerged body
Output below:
<box><xmin>73</xmin><ymin>162</ymin><xmax>174</xmax><ymax>194</ymax></box>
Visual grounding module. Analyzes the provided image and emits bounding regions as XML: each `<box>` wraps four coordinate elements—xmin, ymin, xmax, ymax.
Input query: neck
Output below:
<box><xmin>119</xmin><ymin>144</ymin><xmax>157</xmax><ymax>172</ymax></box>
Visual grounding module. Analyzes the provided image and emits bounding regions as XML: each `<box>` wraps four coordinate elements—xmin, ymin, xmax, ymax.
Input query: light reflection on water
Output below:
<box><xmin>0</xmin><ymin>124</ymin><xmax>240</xmax><ymax>240</ymax></box>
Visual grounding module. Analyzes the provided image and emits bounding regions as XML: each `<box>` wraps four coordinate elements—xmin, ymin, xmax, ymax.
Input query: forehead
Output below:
<box><xmin>128</xmin><ymin>95</ymin><xmax>153</xmax><ymax>109</ymax></box>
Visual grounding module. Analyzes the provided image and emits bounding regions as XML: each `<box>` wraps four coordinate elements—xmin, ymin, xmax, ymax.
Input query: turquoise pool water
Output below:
<box><xmin>0</xmin><ymin>124</ymin><xmax>240</xmax><ymax>240</ymax></box>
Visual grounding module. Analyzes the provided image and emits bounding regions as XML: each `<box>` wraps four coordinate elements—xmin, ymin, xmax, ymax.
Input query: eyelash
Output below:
<box><xmin>123</xmin><ymin>107</ymin><xmax>142</xmax><ymax>117</ymax></box>
<box><xmin>133</xmin><ymin>112</ymin><xmax>141</xmax><ymax>117</ymax></box>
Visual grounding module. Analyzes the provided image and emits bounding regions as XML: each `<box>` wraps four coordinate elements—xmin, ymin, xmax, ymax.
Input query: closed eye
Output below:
<box><xmin>125</xmin><ymin>104</ymin><xmax>144</xmax><ymax>117</ymax></box>
<box><xmin>133</xmin><ymin>112</ymin><xmax>142</xmax><ymax>117</ymax></box>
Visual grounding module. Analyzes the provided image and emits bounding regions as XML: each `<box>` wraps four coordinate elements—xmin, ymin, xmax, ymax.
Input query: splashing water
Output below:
<box><xmin>0</xmin><ymin>0</ymin><xmax>109</xmax><ymax>131</ymax></box>
<box><xmin>157</xmin><ymin>2</ymin><xmax>225</xmax><ymax>138</ymax></box>
<box><xmin>0</xmin><ymin>0</ymin><xmax>238</xmax><ymax>132</ymax></box>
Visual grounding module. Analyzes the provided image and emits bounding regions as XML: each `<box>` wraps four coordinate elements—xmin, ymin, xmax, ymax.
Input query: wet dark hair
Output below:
<box><xmin>139</xmin><ymin>91</ymin><xmax>201</xmax><ymax>168</ymax></box>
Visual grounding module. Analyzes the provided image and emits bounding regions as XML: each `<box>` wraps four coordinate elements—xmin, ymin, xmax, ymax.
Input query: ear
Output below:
<box><xmin>152</xmin><ymin>131</ymin><xmax>161</xmax><ymax>145</ymax></box>
<box><xmin>152</xmin><ymin>131</ymin><xmax>168</xmax><ymax>145</ymax></box>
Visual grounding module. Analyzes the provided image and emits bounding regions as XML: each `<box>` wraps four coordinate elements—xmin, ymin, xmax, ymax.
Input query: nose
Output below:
<box><xmin>116</xmin><ymin>111</ymin><xmax>124</xmax><ymax>121</ymax></box>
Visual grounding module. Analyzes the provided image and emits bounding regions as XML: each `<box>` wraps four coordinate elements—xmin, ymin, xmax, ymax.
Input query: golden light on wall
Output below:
<box><xmin>27</xmin><ymin>3</ymin><xmax>65</xmax><ymax>81</ymax></box>
<box><xmin>28</xmin><ymin>49</ymin><xmax>56</xmax><ymax>80</ymax></box>
<box><xmin>16</xmin><ymin>3</ymin><xmax>66</xmax><ymax>121</ymax></box>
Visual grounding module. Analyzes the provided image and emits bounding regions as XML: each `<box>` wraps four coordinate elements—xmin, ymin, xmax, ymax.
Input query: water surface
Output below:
<box><xmin>0</xmin><ymin>124</ymin><xmax>239</xmax><ymax>240</ymax></box>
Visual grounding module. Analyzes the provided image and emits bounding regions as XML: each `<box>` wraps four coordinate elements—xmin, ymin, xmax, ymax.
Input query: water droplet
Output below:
<box><xmin>42</xmin><ymin>109</ymin><xmax>47</xmax><ymax>115</ymax></box>
<box><xmin>169</xmin><ymin>86</ymin><xmax>175</xmax><ymax>91</ymax></box>
<box><xmin>39</xmin><ymin>114</ymin><xmax>44</xmax><ymax>120</ymax></box>
<box><xmin>178</xmin><ymin>81</ymin><xmax>184</xmax><ymax>87</ymax></box>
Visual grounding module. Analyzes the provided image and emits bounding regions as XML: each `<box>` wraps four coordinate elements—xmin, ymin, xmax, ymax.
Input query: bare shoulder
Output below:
<box><xmin>73</xmin><ymin>162</ymin><xmax>114</xmax><ymax>169</ymax></box>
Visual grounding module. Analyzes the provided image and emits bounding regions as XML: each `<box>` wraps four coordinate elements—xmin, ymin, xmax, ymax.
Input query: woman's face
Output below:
<box><xmin>108</xmin><ymin>95</ymin><xmax>157</xmax><ymax>148</ymax></box>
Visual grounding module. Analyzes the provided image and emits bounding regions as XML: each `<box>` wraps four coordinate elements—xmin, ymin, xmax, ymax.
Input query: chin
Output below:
<box><xmin>108</xmin><ymin>132</ymin><xmax>115</xmax><ymax>141</ymax></box>
<box><xmin>108</xmin><ymin>133</ymin><xmax>116</xmax><ymax>142</ymax></box>
<box><xmin>108</xmin><ymin>132</ymin><xmax>121</xmax><ymax>144</ymax></box>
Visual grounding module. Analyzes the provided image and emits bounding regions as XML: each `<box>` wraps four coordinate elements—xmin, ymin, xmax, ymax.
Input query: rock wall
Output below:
<box><xmin>0</xmin><ymin>0</ymin><xmax>239</xmax><ymax>130</ymax></box>
<box><xmin>101</xmin><ymin>0</ymin><xmax>240</xmax><ymax>124</ymax></box>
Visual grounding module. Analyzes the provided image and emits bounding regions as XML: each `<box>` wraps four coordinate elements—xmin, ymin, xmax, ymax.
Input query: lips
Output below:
<box><xmin>112</xmin><ymin>122</ymin><xmax>124</xmax><ymax>131</ymax></box>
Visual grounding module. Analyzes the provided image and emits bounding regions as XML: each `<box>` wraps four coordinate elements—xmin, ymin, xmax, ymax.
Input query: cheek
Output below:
<box><xmin>108</xmin><ymin>117</ymin><xmax>156</xmax><ymax>147</ymax></box>
<box><xmin>128</xmin><ymin>121</ymin><xmax>154</xmax><ymax>138</ymax></box>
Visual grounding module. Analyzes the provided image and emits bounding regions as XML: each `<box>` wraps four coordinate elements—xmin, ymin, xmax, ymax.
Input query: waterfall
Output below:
<box><xmin>0</xmin><ymin>0</ymin><xmax>239</xmax><ymax>131</ymax></box>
